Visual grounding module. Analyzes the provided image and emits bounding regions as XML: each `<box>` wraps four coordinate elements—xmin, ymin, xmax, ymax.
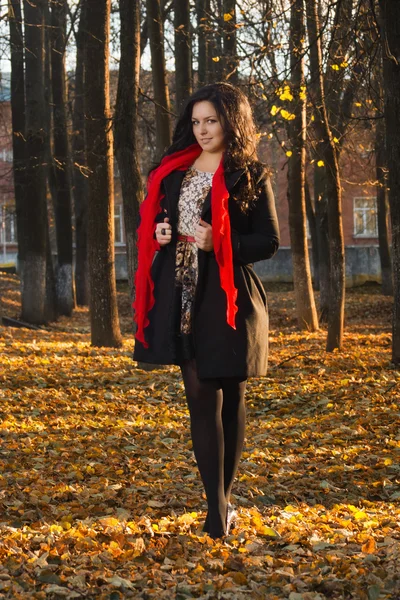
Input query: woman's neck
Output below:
<box><xmin>192</xmin><ymin>150</ymin><xmax>223</xmax><ymax>174</ymax></box>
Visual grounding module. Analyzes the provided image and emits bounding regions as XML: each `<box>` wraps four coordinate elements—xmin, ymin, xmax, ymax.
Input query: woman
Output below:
<box><xmin>133</xmin><ymin>83</ymin><xmax>280</xmax><ymax>539</ymax></box>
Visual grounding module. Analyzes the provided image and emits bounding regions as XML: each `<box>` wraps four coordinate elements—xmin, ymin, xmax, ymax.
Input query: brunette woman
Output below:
<box><xmin>133</xmin><ymin>83</ymin><xmax>280</xmax><ymax>539</ymax></box>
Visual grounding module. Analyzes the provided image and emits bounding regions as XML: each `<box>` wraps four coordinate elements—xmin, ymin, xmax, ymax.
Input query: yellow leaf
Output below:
<box><xmin>270</xmin><ymin>105</ymin><xmax>280</xmax><ymax>116</ymax></box>
<box><xmin>331</xmin><ymin>64</ymin><xmax>340</xmax><ymax>71</ymax></box>
<box><xmin>384</xmin><ymin>458</ymin><xmax>393</xmax><ymax>466</ymax></box>
<box><xmin>317</xmin><ymin>160</ymin><xmax>324</xmax><ymax>167</ymax></box>
<box><xmin>192</xmin><ymin>565</ymin><xmax>204</xmax><ymax>574</ymax></box>
<box><xmin>223</xmin><ymin>12</ymin><xmax>233</xmax><ymax>21</ymax></box>
<box><xmin>355</xmin><ymin>102</ymin><xmax>362</xmax><ymax>107</ymax></box>
<box><xmin>354</xmin><ymin>510</ymin><xmax>368</xmax><ymax>521</ymax></box>
<box><xmin>281</xmin><ymin>109</ymin><xmax>296</xmax><ymax>121</ymax></box>
<box><xmin>259</xmin><ymin>526</ymin><xmax>279</xmax><ymax>537</ymax></box>
<box><xmin>50</xmin><ymin>524</ymin><xmax>64</xmax><ymax>534</ymax></box>
<box><xmin>333</xmin><ymin>137</ymin><xmax>339</xmax><ymax>143</ymax></box>
<box><xmin>100</xmin><ymin>517</ymin><xmax>120</xmax><ymax>528</ymax></box>
<box><xmin>362</xmin><ymin>537</ymin><xmax>377</xmax><ymax>553</ymax></box>
<box><xmin>286</xmin><ymin>150</ymin><xmax>293</xmax><ymax>157</ymax></box>
<box><xmin>341</xmin><ymin>61</ymin><xmax>349</xmax><ymax>67</ymax></box>
<box><xmin>279</xmin><ymin>85</ymin><xmax>293</xmax><ymax>101</ymax></box>
<box><xmin>212</xmin><ymin>56</ymin><xmax>220</xmax><ymax>62</ymax></box>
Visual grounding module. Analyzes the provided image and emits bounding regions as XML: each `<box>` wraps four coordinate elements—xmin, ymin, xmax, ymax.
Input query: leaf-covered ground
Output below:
<box><xmin>0</xmin><ymin>273</ymin><xmax>399</xmax><ymax>600</ymax></box>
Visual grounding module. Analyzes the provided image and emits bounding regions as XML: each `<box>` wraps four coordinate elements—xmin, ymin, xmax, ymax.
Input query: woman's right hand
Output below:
<box><xmin>155</xmin><ymin>217</ymin><xmax>172</xmax><ymax>246</ymax></box>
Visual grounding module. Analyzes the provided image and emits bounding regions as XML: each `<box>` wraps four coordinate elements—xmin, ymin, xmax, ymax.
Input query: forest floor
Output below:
<box><xmin>0</xmin><ymin>272</ymin><xmax>399</xmax><ymax>600</ymax></box>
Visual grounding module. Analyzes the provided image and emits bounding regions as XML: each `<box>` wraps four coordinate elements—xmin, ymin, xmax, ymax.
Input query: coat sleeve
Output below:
<box><xmin>231</xmin><ymin>173</ymin><xmax>280</xmax><ymax>265</ymax></box>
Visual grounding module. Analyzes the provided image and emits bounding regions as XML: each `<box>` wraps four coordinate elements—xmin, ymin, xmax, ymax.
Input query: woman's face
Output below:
<box><xmin>191</xmin><ymin>101</ymin><xmax>226</xmax><ymax>154</ymax></box>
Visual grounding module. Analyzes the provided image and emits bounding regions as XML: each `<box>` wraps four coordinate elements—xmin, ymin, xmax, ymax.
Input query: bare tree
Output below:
<box><xmin>222</xmin><ymin>0</ymin><xmax>238</xmax><ymax>84</ymax></box>
<box><xmin>306</xmin><ymin>0</ymin><xmax>345</xmax><ymax>351</ymax></box>
<box><xmin>307</xmin><ymin>0</ymin><xmax>359</xmax><ymax>321</ymax></box>
<box><xmin>379</xmin><ymin>0</ymin><xmax>400</xmax><ymax>362</ymax></box>
<box><xmin>287</xmin><ymin>0</ymin><xmax>318</xmax><ymax>331</ymax></box>
<box><xmin>84</xmin><ymin>0</ymin><xmax>122</xmax><ymax>347</ymax></box>
<box><xmin>72</xmin><ymin>0</ymin><xmax>89</xmax><ymax>306</ymax></box>
<box><xmin>50</xmin><ymin>0</ymin><xmax>74</xmax><ymax>316</ymax></box>
<box><xmin>375</xmin><ymin>114</ymin><xmax>393</xmax><ymax>296</ymax></box>
<box><xmin>196</xmin><ymin>0</ymin><xmax>211</xmax><ymax>87</ymax></box>
<box><xmin>8</xmin><ymin>0</ymin><xmax>26</xmax><ymax>276</ymax></box>
<box><xmin>21</xmin><ymin>0</ymin><xmax>47</xmax><ymax>324</ymax></box>
<box><xmin>174</xmin><ymin>0</ymin><xmax>192</xmax><ymax>109</ymax></box>
<box><xmin>146</xmin><ymin>0</ymin><xmax>172</xmax><ymax>159</ymax></box>
<box><xmin>115</xmin><ymin>0</ymin><xmax>143</xmax><ymax>303</ymax></box>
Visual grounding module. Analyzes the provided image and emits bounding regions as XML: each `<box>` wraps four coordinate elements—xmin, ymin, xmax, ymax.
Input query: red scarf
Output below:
<box><xmin>133</xmin><ymin>143</ymin><xmax>238</xmax><ymax>348</ymax></box>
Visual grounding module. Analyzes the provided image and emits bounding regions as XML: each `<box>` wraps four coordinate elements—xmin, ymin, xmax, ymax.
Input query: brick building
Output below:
<box><xmin>0</xmin><ymin>71</ymin><xmax>383</xmax><ymax>285</ymax></box>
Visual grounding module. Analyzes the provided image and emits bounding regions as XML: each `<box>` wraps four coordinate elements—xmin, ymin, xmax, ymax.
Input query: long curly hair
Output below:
<box><xmin>162</xmin><ymin>83</ymin><xmax>264</xmax><ymax>212</ymax></box>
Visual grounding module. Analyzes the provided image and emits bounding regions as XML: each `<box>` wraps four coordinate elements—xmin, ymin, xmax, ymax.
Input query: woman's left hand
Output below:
<box><xmin>195</xmin><ymin>219</ymin><xmax>213</xmax><ymax>251</ymax></box>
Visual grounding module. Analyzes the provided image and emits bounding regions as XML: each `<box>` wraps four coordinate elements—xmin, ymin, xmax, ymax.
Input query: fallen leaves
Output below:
<box><xmin>0</xmin><ymin>275</ymin><xmax>399</xmax><ymax>598</ymax></box>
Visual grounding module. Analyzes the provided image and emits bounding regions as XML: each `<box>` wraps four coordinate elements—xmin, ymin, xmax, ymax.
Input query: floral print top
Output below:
<box><xmin>175</xmin><ymin>166</ymin><xmax>213</xmax><ymax>335</ymax></box>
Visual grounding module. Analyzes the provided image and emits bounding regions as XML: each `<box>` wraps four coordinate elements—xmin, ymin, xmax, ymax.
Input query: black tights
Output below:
<box><xmin>180</xmin><ymin>359</ymin><xmax>247</xmax><ymax>538</ymax></box>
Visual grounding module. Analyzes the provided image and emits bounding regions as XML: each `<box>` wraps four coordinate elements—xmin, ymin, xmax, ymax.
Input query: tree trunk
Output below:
<box><xmin>84</xmin><ymin>0</ymin><xmax>122</xmax><ymax>347</ymax></box>
<box><xmin>21</xmin><ymin>0</ymin><xmax>47</xmax><ymax>324</ymax></box>
<box><xmin>379</xmin><ymin>0</ymin><xmax>400</xmax><ymax>363</ymax></box>
<box><xmin>50</xmin><ymin>0</ymin><xmax>74</xmax><ymax>316</ymax></box>
<box><xmin>44</xmin><ymin>210</ymin><xmax>58</xmax><ymax>322</ymax></box>
<box><xmin>115</xmin><ymin>0</ymin><xmax>143</xmax><ymax>305</ymax></box>
<box><xmin>73</xmin><ymin>0</ymin><xmax>89</xmax><ymax>306</ymax></box>
<box><xmin>305</xmin><ymin>176</ymin><xmax>319</xmax><ymax>290</ymax></box>
<box><xmin>213</xmin><ymin>0</ymin><xmax>224</xmax><ymax>81</ymax></box>
<box><xmin>43</xmin><ymin>0</ymin><xmax>58</xmax><ymax>321</ymax></box>
<box><xmin>8</xmin><ymin>0</ymin><xmax>26</xmax><ymax>277</ymax></box>
<box><xmin>314</xmin><ymin>165</ymin><xmax>330</xmax><ymax>318</ymax></box>
<box><xmin>375</xmin><ymin>113</ymin><xmax>393</xmax><ymax>296</ymax></box>
<box><xmin>306</xmin><ymin>0</ymin><xmax>345</xmax><ymax>351</ymax></box>
<box><xmin>174</xmin><ymin>0</ymin><xmax>192</xmax><ymax>111</ymax></box>
<box><xmin>288</xmin><ymin>0</ymin><xmax>318</xmax><ymax>331</ymax></box>
<box><xmin>307</xmin><ymin>0</ymin><xmax>356</xmax><ymax>326</ymax></box>
<box><xmin>222</xmin><ymin>0</ymin><xmax>238</xmax><ymax>84</ymax></box>
<box><xmin>196</xmin><ymin>0</ymin><xmax>211</xmax><ymax>86</ymax></box>
<box><xmin>146</xmin><ymin>0</ymin><xmax>171</xmax><ymax>160</ymax></box>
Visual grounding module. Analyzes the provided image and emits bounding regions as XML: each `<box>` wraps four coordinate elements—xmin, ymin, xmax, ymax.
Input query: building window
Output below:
<box><xmin>353</xmin><ymin>197</ymin><xmax>378</xmax><ymax>238</ymax></box>
<box><xmin>1</xmin><ymin>205</ymin><xmax>17</xmax><ymax>244</ymax></box>
<box><xmin>114</xmin><ymin>204</ymin><xmax>124</xmax><ymax>245</ymax></box>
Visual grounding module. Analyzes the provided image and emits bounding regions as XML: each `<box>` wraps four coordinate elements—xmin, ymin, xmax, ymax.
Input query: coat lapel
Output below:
<box><xmin>201</xmin><ymin>168</ymin><xmax>245</xmax><ymax>218</ymax></box>
<box><xmin>163</xmin><ymin>167</ymin><xmax>246</xmax><ymax>222</ymax></box>
<box><xmin>162</xmin><ymin>170</ymin><xmax>187</xmax><ymax>224</ymax></box>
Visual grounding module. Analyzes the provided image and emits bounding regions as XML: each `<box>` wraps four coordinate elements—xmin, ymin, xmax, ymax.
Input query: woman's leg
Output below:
<box><xmin>221</xmin><ymin>378</ymin><xmax>247</xmax><ymax>504</ymax></box>
<box><xmin>180</xmin><ymin>359</ymin><xmax>227</xmax><ymax>538</ymax></box>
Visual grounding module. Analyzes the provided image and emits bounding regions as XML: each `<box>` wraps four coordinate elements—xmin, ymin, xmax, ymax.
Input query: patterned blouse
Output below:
<box><xmin>175</xmin><ymin>166</ymin><xmax>213</xmax><ymax>335</ymax></box>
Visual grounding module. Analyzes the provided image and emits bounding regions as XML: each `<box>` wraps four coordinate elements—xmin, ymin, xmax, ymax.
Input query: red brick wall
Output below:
<box><xmin>258</xmin><ymin>128</ymin><xmax>381</xmax><ymax>249</ymax></box>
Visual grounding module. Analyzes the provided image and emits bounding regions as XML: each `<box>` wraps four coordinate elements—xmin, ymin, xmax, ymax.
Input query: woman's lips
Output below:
<box><xmin>201</xmin><ymin>138</ymin><xmax>212</xmax><ymax>143</ymax></box>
